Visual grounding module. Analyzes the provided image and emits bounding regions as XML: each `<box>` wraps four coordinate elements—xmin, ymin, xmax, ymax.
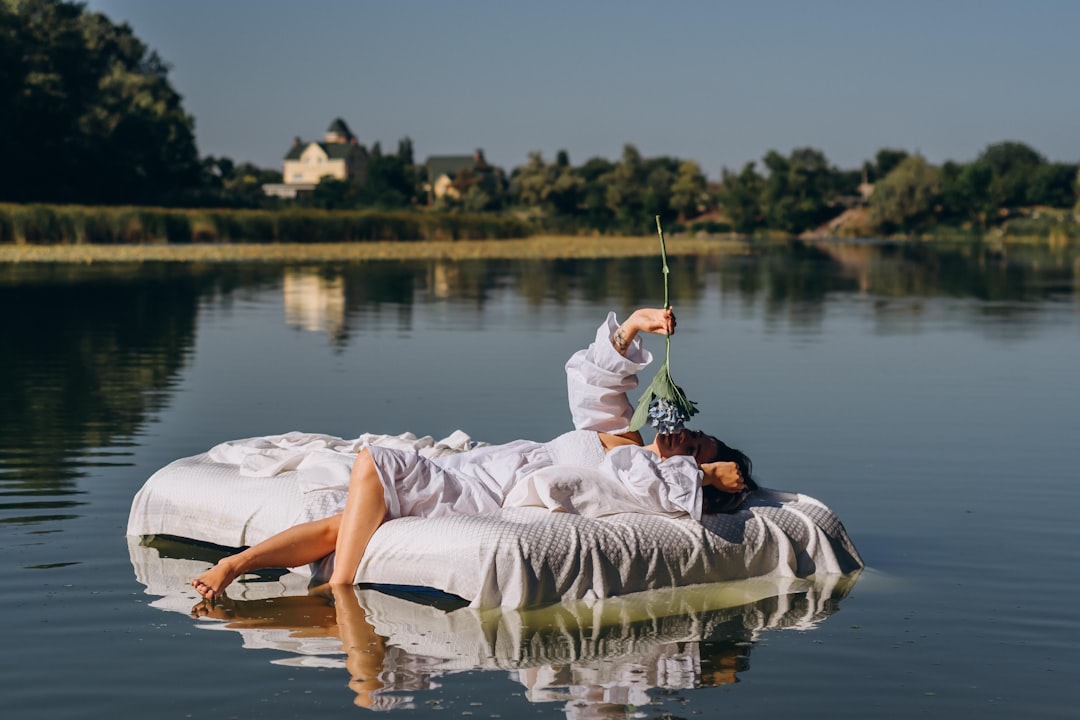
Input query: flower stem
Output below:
<box><xmin>655</xmin><ymin>215</ymin><xmax>672</xmax><ymax>368</ymax></box>
<box><xmin>656</xmin><ymin>215</ymin><xmax>670</xmax><ymax>310</ymax></box>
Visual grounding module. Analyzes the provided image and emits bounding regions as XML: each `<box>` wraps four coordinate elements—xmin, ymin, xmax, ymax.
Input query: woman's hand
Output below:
<box><xmin>612</xmin><ymin>307</ymin><xmax>675</xmax><ymax>355</ymax></box>
<box><xmin>700</xmin><ymin>461</ymin><xmax>747</xmax><ymax>493</ymax></box>
<box><xmin>630</xmin><ymin>307</ymin><xmax>676</xmax><ymax>335</ymax></box>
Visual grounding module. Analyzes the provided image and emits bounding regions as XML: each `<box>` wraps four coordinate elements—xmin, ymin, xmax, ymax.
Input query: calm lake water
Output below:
<box><xmin>3</xmin><ymin>240</ymin><xmax>1078</xmax><ymax>719</ymax></box>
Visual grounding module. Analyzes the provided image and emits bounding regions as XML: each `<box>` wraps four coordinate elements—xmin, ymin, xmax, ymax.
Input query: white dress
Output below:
<box><xmin>366</xmin><ymin>312</ymin><xmax>704</xmax><ymax>521</ymax></box>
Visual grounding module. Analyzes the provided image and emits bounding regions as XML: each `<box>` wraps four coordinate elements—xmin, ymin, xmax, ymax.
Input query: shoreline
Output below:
<box><xmin>0</xmin><ymin>236</ymin><xmax>749</xmax><ymax>264</ymax></box>
<box><xmin>1</xmin><ymin>233</ymin><xmax>1072</xmax><ymax>265</ymax></box>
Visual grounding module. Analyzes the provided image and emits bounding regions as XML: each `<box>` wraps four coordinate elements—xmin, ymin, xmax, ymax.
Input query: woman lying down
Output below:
<box><xmin>192</xmin><ymin>307</ymin><xmax>756</xmax><ymax>600</ymax></box>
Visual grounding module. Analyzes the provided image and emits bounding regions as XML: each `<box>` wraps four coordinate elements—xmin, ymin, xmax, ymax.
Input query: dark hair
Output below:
<box><xmin>701</xmin><ymin>439</ymin><xmax>757</xmax><ymax>515</ymax></box>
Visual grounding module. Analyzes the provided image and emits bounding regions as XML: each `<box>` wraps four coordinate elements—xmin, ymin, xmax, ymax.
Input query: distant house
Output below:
<box><xmin>423</xmin><ymin>150</ymin><xmax>506</xmax><ymax>206</ymax></box>
<box><xmin>263</xmin><ymin>118</ymin><xmax>369</xmax><ymax>199</ymax></box>
<box><xmin>424</xmin><ymin>153</ymin><xmax>479</xmax><ymax>203</ymax></box>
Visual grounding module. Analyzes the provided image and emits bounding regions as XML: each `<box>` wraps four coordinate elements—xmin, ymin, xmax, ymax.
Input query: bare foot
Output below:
<box><xmin>191</xmin><ymin>558</ymin><xmax>242</xmax><ymax>600</ymax></box>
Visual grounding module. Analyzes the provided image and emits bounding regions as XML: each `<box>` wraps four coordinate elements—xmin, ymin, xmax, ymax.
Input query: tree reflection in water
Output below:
<box><xmin>302</xmin><ymin>240</ymin><xmax>1080</xmax><ymax>345</ymax></box>
<box><xmin>3</xmin><ymin>242</ymin><xmax>1072</xmax><ymax>509</ymax></box>
<box><xmin>131</xmin><ymin>536</ymin><xmax>857</xmax><ymax>715</ymax></box>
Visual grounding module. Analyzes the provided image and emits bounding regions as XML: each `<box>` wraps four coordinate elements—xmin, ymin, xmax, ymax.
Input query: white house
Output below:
<box><xmin>263</xmin><ymin>118</ymin><xmax>369</xmax><ymax>199</ymax></box>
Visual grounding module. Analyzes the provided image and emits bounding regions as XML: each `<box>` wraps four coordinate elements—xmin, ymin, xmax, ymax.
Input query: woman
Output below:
<box><xmin>192</xmin><ymin>308</ymin><xmax>755</xmax><ymax>600</ymax></box>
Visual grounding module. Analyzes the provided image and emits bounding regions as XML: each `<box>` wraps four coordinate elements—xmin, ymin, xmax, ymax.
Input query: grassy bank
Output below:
<box><xmin>2</xmin><ymin>202</ymin><xmax>1074</xmax><ymax>263</ymax></box>
<box><xmin>0</xmin><ymin>203</ymin><xmax>532</xmax><ymax>245</ymax></box>
<box><xmin>0</xmin><ymin>235</ymin><xmax>748</xmax><ymax>264</ymax></box>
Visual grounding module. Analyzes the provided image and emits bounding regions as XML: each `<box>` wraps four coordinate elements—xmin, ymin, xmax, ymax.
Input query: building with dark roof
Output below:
<box><xmin>424</xmin><ymin>151</ymin><xmax>493</xmax><ymax>203</ymax></box>
<box><xmin>425</xmin><ymin>154</ymin><xmax>476</xmax><ymax>202</ymax></box>
<box><xmin>264</xmin><ymin>118</ymin><xmax>369</xmax><ymax>199</ymax></box>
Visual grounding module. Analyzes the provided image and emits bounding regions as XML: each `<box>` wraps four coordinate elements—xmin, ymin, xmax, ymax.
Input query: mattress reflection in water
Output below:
<box><xmin>129</xmin><ymin>536</ymin><xmax>859</xmax><ymax>712</ymax></box>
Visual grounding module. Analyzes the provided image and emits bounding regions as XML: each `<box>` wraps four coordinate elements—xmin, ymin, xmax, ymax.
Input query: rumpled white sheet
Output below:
<box><xmin>127</xmin><ymin>431</ymin><xmax>863</xmax><ymax>608</ymax></box>
<box><xmin>504</xmin><ymin>462</ymin><xmax>699</xmax><ymax>519</ymax></box>
<box><xmin>209</xmin><ymin>429</ymin><xmax>479</xmax><ymax>479</ymax></box>
<box><xmin>207</xmin><ymin>430</ymin><xmax>702</xmax><ymax>521</ymax></box>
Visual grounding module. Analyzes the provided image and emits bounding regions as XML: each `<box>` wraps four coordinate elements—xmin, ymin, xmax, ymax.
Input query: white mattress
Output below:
<box><xmin>127</xmin><ymin>440</ymin><xmax>863</xmax><ymax>608</ymax></box>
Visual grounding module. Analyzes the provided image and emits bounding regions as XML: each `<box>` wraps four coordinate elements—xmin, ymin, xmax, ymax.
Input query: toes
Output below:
<box><xmin>191</xmin><ymin>579</ymin><xmax>217</xmax><ymax>600</ymax></box>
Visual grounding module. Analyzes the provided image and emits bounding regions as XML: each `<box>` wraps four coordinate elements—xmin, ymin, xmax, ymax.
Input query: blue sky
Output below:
<box><xmin>86</xmin><ymin>0</ymin><xmax>1078</xmax><ymax>179</ymax></box>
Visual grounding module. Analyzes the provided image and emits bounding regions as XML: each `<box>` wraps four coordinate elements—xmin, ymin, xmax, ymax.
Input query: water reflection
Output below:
<box><xmin>810</xmin><ymin>239</ymin><xmax>1080</xmax><ymax>302</ymax></box>
<box><xmin>0</xmin><ymin>264</ymin><xmax>282</xmax><ymax>528</ymax></box>
<box><xmin>283</xmin><ymin>241</ymin><xmax>1079</xmax><ymax>342</ymax></box>
<box><xmin>1</xmin><ymin>240</ymin><xmax>1075</xmax><ymax>526</ymax></box>
<box><xmin>283</xmin><ymin>268</ymin><xmax>347</xmax><ymax>340</ymax></box>
<box><xmin>129</xmin><ymin>536</ymin><xmax>857</xmax><ymax>714</ymax></box>
<box><xmin>0</xmin><ymin>266</ymin><xmax>195</xmax><ymax>532</ymax></box>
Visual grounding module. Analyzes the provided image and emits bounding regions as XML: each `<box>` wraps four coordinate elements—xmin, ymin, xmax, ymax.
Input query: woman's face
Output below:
<box><xmin>656</xmin><ymin>430</ymin><xmax>720</xmax><ymax>465</ymax></box>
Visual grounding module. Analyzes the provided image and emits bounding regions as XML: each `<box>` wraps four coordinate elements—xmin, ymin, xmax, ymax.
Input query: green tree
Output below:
<box><xmin>978</xmin><ymin>141</ymin><xmax>1044</xmax><ymax>210</ymax></box>
<box><xmin>642</xmin><ymin>160</ymin><xmax>675</xmax><ymax>223</ymax></box>
<box><xmin>396</xmin><ymin>137</ymin><xmax>414</xmax><ymax>166</ymax></box>
<box><xmin>604</xmin><ymin>144</ymin><xmax>648</xmax><ymax>232</ymax></box>
<box><xmin>303</xmin><ymin>177</ymin><xmax>362</xmax><ymax>210</ymax></box>
<box><xmin>837</xmin><ymin>166</ymin><xmax>864</xmax><ymax>196</ymax></box>
<box><xmin>761</xmin><ymin>147</ymin><xmax>838</xmax><ymax>234</ymax></box>
<box><xmin>578</xmin><ymin>156</ymin><xmax>616</xmax><ymax>231</ymax></box>
<box><xmin>940</xmin><ymin>160</ymin><xmax>993</xmax><ymax>229</ymax></box>
<box><xmin>0</xmin><ymin>0</ymin><xmax>201</xmax><ymax>204</ymax></box>
<box><xmin>460</xmin><ymin>149</ymin><xmax>506</xmax><ymax>211</ymax></box>
<box><xmin>1075</xmin><ymin>168</ymin><xmax>1080</xmax><ymax>215</ymax></box>
<box><xmin>1026</xmin><ymin>162</ymin><xmax>1077</xmax><ymax>208</ymax></box>
<box><xmin>513</xmin><ymin>151</ymin><xmax>554</xmax><ymax>209</ymax></box>
<box><xmin>362</xmin><ymin>137</ymin><xmax>418</xmax><ymax>208</ymax></box>
<box><xmin>669</xmin><ymin>161</ymin><xmax>709</xmax><ymax>220</ymax></box>
<box><xmin>717</xmin><ymin>162</ymin><xmax>765</xmax><ymax>234</ymax></box>
<box><xmin>873</xmin><ymin>148</ymin><xmax>910</xmax><ymax>181</ymax></box>
<box><xmin>514</xmin><ymin>151</ymin><xmax>584</xmax><ymax>216</ymax></box>
<box><xmin>548</xmin><ymin>164</ymin><xmax>584</xmax><ymax>216</ymax></box>
<box><xmin>868</xmin><ymin>155</ymin><xmax>942</xmax><ymax>234</ymax></box>
<box><xmin>461</xmin><ymin>185</ymin><xmax>492</xmax><ymax>213</ymax></box>
<box><xmin>200</xmin><ymin>155</ymin><xmax>282</xmax><ymax>208</ymax></box>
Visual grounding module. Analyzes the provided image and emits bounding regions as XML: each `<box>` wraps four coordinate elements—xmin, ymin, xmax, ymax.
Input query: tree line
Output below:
<box><xmin>718</xmin><ymin>144</ymin><xmax>1079</xmax><ymax>236</ymax></box>
<box><xmin>3</xmin><ymin>0</ymin><xmax>1078</xmax><ymax>238</ymax></box>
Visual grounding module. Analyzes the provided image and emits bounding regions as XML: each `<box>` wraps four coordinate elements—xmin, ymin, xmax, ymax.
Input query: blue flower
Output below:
<box><xmin>647</xmin><ymin>397</ymin><xmax>691</xmax><ymax>435</ymax></box>
<box><xmin>629</xmin><ymin>358</ymin><xmax>698</xmax><ymax>435</ymax></box>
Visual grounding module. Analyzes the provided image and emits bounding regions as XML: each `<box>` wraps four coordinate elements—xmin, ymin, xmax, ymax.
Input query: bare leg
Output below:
<box><xmin>191</xmin><ymin>514</ymin><xmax>341</xmax><ymax>600</ymax></box>
<box><xmin>328</xmin><ymin>449</ymin><xmax>388</xmax><ymax>585</ymax></box>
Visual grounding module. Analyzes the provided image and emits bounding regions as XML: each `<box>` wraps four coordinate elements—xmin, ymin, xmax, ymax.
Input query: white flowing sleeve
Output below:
<box><xmin>565</xmin><ymin>312</ymin><xmax>654</xmax><ymax>433</ymax></box>
<box><xmin>599</xmin><ymin>446</ymin><xmax>703</xmax><ymax>521</ymax></box>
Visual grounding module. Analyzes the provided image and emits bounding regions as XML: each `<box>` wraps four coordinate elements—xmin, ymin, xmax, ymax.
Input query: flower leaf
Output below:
<box><xmin>629</xmin><ymin>359</ymin><xmax>698</xmax><ymax>432</ymax></box>
<box><xmin>630</xmin><ymin>386</ymin><xmax>656</xmax><ymax>432</ymax></box>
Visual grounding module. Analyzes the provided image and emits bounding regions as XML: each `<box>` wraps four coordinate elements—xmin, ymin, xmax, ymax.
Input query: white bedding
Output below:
<box><xmin>127</xmin><ymin>432</ymin><xmax>863</xmax><ymax>608</ymax></box>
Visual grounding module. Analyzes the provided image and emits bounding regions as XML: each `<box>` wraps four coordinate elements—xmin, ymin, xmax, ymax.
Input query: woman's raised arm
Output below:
<box><xmin>611</xmin><ymin>307</ymin><xmax>676</xmax><ymax>356</ymax></box>
<box><xmin>564</xmin><ymin>309</ymin><xmax>671</xmax><ymax>434</ymax></box>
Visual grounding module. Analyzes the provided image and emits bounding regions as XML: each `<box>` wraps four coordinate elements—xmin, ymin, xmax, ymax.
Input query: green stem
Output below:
<box><xmin>656</xmin><ymin>215</ymin><xmax>670</xmax><ymax>310</ymax></box>
<box><xmin>656</xmin><ymin>215</ymin><xmax>672</xmax><ymax>368</ymax></box>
